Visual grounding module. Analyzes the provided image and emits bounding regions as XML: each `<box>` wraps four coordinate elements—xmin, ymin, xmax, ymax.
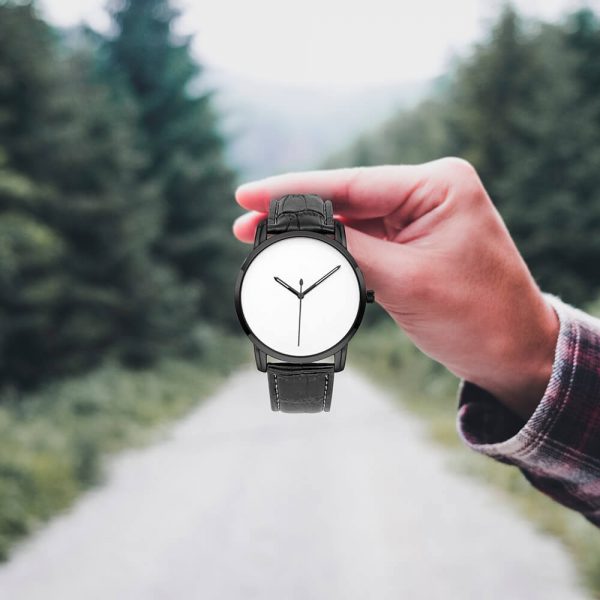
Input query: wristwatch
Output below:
<box><xmin>234</xmin><ymin>194</ymin><xmax>374</xmax><ymax>413</ymax></box>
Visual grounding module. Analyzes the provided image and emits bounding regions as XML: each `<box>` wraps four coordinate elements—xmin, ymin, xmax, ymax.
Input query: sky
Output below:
<box><xmin>40</xmin><ymin>0</ymin><xmax>598</xmax><ymax>86</ymax></box>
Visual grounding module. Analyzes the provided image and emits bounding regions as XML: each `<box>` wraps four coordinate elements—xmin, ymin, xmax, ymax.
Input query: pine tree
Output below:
<box><xmin>0</xmin><ymin>2</ymin><xmax>69</xmax><ymax>384</ymax></box>
<box><xmin>567</xmin><ymin>9</ymin><xmax>600</xmax><ymax>102</ymax></box>
<box><xmin>104</xmin><ymin>0</ymin><xmax>242</xmax><ymax>327</ymax></box>
<box><xmin>46</xmin><ymin>49</ymin><xmax>200</xmax><ymax>368</ymax></box>
<box><xmin>444</xmin><ymin>7</ymin><xmax>544</xmax><ymax>197</ymax></box>
<box><xmin>447</xmin><ymin>8</ymin><xmax>600</xmax><ymax>303</ymax></box>
<box><xmin>0</xmin><ymin>147</ymin><xmax>66</xmax><ymax>384</ymax></box>
<box><xmin>0</xmin><ymin>2</ymin><xmax>197</xmax><ymax>385</ymax></box>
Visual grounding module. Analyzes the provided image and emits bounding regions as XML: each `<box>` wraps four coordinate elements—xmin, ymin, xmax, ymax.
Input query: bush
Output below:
<box><xmin>0</xmin><ymin>332</ymin><xmax>246</xmax><ymax>560</ymax></box>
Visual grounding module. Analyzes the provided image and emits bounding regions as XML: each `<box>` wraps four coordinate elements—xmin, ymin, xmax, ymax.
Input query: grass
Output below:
<box><xmin>0</xmin><ymin>331</ymin><xmax>246</xmax><ymax>561</ymax></box>
<box><xmin>350</xmin><ymin>322</ymin><xmax>600</xmax><ymax>598</ymax></box>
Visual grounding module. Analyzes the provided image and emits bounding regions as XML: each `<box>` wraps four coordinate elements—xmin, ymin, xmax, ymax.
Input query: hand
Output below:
<box><xmin>233</xmin><ymin>158</ymin><xmax>559</xmax><ymax>420</ymax></box>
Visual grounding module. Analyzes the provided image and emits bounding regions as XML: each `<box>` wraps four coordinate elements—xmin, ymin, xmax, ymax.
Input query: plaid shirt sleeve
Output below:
<box><xmin>457</xmin><ymin>295</ymin><xmax>600</xmax><ymax>526</ymax></box>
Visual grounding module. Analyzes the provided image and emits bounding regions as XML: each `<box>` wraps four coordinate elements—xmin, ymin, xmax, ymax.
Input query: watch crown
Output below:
<box><xmin>366</xmin><ymin>289</ymin><xmax>375</xmax><ymax>303</ymax></box>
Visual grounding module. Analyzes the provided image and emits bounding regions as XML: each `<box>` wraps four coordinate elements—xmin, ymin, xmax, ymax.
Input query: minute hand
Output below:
<box><xmin>302</xmin><ymin>265</ymin><xmax>341</xmax><ymax>296</ymax></box>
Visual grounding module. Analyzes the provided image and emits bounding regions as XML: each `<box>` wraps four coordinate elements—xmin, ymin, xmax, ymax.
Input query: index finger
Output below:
<box><xmin>235</xmin><ymin>163</ymin><xmax>437</xmax><ymax>220</ymax></box>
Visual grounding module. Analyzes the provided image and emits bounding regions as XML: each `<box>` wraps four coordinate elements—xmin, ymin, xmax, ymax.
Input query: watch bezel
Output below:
<box><xmin>234</xmin><ymin>230</ymin><xmax>367</xmax><ymax>363</ymax></box>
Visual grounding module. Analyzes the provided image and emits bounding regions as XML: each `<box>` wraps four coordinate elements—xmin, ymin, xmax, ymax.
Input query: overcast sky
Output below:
<box><xmin>40</xmin><ymin>0</ymin><xmax>597</xmax><ymax>86</ymax></box>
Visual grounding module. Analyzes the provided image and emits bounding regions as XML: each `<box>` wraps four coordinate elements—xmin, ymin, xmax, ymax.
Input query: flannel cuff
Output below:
<box><xmin>457</xmin><ymin>296</ymin><xmax>600</xmax><ymax>521</ymax></box>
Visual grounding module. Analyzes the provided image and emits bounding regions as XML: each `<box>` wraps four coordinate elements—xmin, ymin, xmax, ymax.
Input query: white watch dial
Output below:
<box><xmin>240</xmin><ymin>236</ymin><xmax>361</xmax><ymax>357</ymax></box>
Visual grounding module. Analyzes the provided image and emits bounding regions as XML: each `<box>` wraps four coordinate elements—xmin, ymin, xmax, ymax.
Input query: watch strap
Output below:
<box><xmin>267</xmin><ymin>194</ymin><xmax>335</xmax><ymax>234</ymax></box>
<box><xmin>265</xmin><ymin>194</ymin><xmax>336</xmax><ymax>414</ymax></box>
<box><xmin>267</xmin><ymin>363</ymin><xmax>334</xmax><ymax>413</ymax></box>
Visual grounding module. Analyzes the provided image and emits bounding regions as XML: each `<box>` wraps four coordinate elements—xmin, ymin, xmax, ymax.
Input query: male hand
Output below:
<box><xmin>233</xmin><ymin>158</ymin><xmax>559</xmax><ymax>419</ymax></box>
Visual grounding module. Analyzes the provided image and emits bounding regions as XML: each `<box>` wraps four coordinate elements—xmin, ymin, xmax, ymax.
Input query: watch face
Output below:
<box><xmin>237</xmin><ymin>234</ymin><xmax>364</xmax><ymax>360</ymax></box>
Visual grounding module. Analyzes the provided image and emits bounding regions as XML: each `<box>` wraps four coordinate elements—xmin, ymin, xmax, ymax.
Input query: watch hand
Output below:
<box><xmin>302</xmin><ymin>265</ymin><xmax>341</xmax><ymax>296</ymax></box>
<box><xmin>297</xmin><ymin>279</ymin><xmax>303</xmax><ymax>346</ymax></box>
<box><xmin>274</xmin><ymin>276</ymin><xmax>301</xmax><ymax>298</ymax></box>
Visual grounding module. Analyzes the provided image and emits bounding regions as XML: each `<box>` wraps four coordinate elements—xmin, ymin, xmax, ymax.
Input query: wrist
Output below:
<box><xmin>467</xmin><ymin>295</ymin><xmax>559</xmax><ymax>420</ymax></box>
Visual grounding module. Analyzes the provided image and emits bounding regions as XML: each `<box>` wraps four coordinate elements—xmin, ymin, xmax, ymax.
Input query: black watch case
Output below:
<box><xmin>234</xmin><ymin>221</ymin><xmax>367</xmax><ymax>372</ymax></box>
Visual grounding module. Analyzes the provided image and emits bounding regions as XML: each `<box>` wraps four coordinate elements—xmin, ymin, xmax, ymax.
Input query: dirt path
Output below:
<box><xmin>0</xmin><ymin>368</ymin><xmax>587</xmax><ymax>599</ymax></box>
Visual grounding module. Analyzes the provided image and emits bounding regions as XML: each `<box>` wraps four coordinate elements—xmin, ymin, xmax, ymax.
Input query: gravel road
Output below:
<box><xmin>0</xmin><ymin>368</ymin><xmax>587</xmax><ymax>600</ymax></box>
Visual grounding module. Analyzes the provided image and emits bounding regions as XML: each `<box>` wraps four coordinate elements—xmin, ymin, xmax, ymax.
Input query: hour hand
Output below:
<box><xmin>274</xmin><ymin>276</ymin><xmax>301</xmax><ymax>298</ymax></box>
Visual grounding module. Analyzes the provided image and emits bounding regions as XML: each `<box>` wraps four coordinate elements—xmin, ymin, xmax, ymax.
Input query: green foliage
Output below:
<box><xmin>448</xmin><ymin>9</ymin><xmax>600</xmax><ymax>305</ymax></box>
<box><xmin>0</xmin><ymin>331</ymin><xmax>246</xmax><ymax>561</ymax></box>
<box><xmin>0</xmin><ymin>0</ymin><xmax>240</xmax><ymax>388</ymax></box>
<box><xmin>37</xmin><ymin>49</ymin><xmax>199</xmax><ymax>372</ymax></box>
<box><xmin>104</xmin><ymin>0</ymin><xmax>243</xmax><ymax>327</ymax></box>
<box><xmin>334</xmin><ymin>6</ymin><xmax>600</xmax><ymax>307</ymax></box>
<box><xmin>0</xmin><ymin>0</ymin><xmax>246</xmax><ymax>550</ymax></box>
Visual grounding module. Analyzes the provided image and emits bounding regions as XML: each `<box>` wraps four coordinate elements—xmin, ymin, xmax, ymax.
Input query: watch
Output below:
<box><xmin>234</xmin><ymin>193</ymin><xmax>375</xmax><ymax>413</ymax></box>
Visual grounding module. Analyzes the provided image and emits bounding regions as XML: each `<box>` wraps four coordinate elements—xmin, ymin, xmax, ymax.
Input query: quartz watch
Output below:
<box><xmin>235</xmin><ymin>194</ymin><xmax>374</xmax><ymax>413</ymax></box>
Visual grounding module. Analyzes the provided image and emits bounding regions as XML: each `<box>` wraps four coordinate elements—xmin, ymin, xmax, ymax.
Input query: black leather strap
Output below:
<box><xmin>267</xmin><ymin>363</ymin><xmax>334</xmax><ymax>413</ymax></box>
<box><xmin>267</xmin><ymin>194</ymin><xmax>334</xmax><ymax>234</ymax></box>
<box><xmin>265</xmin><ymin>194</ymin><xmax>336</xmax><ymax>413</ymax></box>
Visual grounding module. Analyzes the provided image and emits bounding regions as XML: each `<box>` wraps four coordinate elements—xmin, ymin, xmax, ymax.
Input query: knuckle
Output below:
<box><xmin>342</xmin><ymin>166</ymin><xmax>368</xmax><ymax>199</ymax></box>
<box><xmin>439</xmin><ymin>156</ymin><xmax>477</xmax><ymax>179</ymax></box>
<box><xmin>438</xmin><ymin>157</ymin><xmax>486</xmax><ymax>206</ymax></box>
